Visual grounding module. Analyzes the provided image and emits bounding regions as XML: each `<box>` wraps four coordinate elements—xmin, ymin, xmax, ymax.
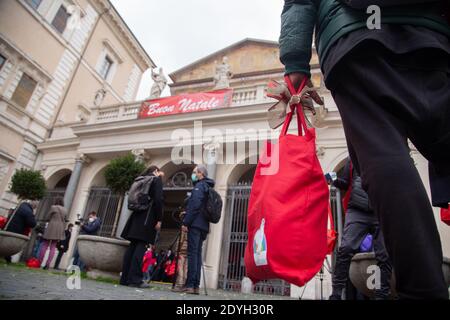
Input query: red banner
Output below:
<box><xmin>139</xmin><ymin>89</ymin><xmax>233</xmax><ymax>119</ymax></box>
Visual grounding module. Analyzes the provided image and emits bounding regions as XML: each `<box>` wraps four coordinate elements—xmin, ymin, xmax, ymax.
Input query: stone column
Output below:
<box><xmin>201</xmin><ymin>143</ymin><xmax>221</xmax><ymax>288</ymax></box>
<box><xmin>64</xmin><ymin>153</ymin><xmax>90</xmax><ymax>212</ymax></box>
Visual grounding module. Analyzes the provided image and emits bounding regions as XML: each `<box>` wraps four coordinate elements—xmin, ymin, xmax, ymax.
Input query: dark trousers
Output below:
<box><xmin>54</xmin><ymin>250</ymin><xmax>65</xmax><ymax>270</ymax></box>
<box><xmin>186</xmin><ymin>227</ymin><xmax>207</xmax><ymax>289</ymax></box>
<box><xmin>327</xmin><ymin>42</ymin><xmax>449</xmax><ymax>299</ymax></box>
<box><xmin>120</xmin><ymin>240</ymin><xmax>146</xmax><ymax>286</ymax></box>
<box><xmin>332</xmin><ymin>209</ymin><xmax>392</xmax><ymax>299</ymax></box>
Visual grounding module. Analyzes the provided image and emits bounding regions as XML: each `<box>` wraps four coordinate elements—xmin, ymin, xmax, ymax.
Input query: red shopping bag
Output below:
<box><xmin>244</xmin><ymin>76</ymin><xmax>329</xmax><ymax>287</ymax></box>
<box><xmin>441</xmin><ymin>206</ymin><xmax>450</xmax><ymax>226</ymax></box>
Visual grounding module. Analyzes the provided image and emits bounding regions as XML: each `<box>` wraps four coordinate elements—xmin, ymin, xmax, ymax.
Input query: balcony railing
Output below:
<box><xmin>88</xmin><ymin>85</ymin><xmax>272</xmax><ymax>124</ymax></box>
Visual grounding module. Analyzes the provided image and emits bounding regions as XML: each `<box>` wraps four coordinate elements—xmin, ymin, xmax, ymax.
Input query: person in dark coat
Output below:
<box><xmin>5</xmin><ymin>201</ymin><xmax>37</xmax><ymax>235</ymax></box>
<box><xmin>327</xmin><ymin>157</ymin><xmax>392</xmax><ymax>300</ymax></box>
<box><xmin>279</xmin><ymin>0</ymin><xmax>449</xmax><ymax>299</ymax></box>
<box><xmin>120</xmin><ymin>165</ymin><xmax>164</xmax><ymax>288</ymax></box>
<box><xmin>72</xmin><ymin>211</ymin><xmax>101</xmax><ymax>271</ymax></box>
<box><xmin>182</xmin><ymin>164</ymin><xmax>214</xmax><ymax>295</ymax></box>
<box><xmin>53</xmin><ymin>223</ymin><xmax>73</xmax><ymax>270</ymax></box>
<box><xmin>5</xmin><ymin>201</ymin><xmax>38</xmax><ymax>263</ymax></box>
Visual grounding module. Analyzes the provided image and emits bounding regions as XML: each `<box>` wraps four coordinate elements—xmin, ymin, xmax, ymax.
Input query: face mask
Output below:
<box><xmin>89</xmin><ymin>217</ymin><xmax>95</xmax><ymax>223</ymax></box>
<box><xmin>191</xmin><ymin>173</ymin><xmax>198</xmax><ymax>182</ymax></box>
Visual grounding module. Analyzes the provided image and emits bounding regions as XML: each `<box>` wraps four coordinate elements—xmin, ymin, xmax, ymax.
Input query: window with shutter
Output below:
<box><xmin>52</xmin><ymin>5</ymin><xmax>70</xmax><ymax>34</ymax></box>
<box><xmin>11</xmin><ymin>74</ymin><xmax>37</xmax><ymax>108</ymax></box>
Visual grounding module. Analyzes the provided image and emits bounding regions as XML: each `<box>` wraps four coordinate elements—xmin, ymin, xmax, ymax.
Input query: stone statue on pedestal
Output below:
<box><xmin>149</xmin><ymin>67</ymin><xmax>168</xmax><ymax>99</ymax></box>
<box><xmin>213</xmin><ymin>56</ymin><xmax>232</xmax><ymax>89</ymax></box>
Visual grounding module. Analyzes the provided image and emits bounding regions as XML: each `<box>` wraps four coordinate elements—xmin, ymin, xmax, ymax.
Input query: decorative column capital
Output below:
<box><xmin>131</xmin><ymin>149</ymin><xmax>150</xmax><ymax>163</ymax></box>
<box><xmin>203</xmin><ymin>142</ymin><xmax>220</xmax><ymax>153</ymax></box>
<box><xmin>76</xmin><ymin>153</ymin><xmax>91</xmax><ymax>165</ymax></box>
<box><xmin>316</xmin><ymin>146</ymin><xmax>325</xmax><ymax>159</ymax></box>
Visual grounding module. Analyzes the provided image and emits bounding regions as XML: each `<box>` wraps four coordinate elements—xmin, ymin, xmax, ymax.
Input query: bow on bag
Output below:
<box><xmin>266</xmin><ymin>77</ymin><xmax>322</xmax><ymax>129</ymax></box>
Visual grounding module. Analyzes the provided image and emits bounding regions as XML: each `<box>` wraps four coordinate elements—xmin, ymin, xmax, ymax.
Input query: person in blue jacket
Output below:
<box><xmin>182</xmin><ymin>164</ymin><xmax>214</xmax><ymax>295</ymax></box>
<box><xmin>72</xmin><ymin>211</ymin><xmax>101</xmax><ymax>271</ymax></box>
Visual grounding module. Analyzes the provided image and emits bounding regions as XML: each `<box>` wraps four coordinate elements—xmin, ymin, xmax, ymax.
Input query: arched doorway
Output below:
<box><xmin>22</xmin><ymin>169</ymin><xmax>72</xmax><ymax>260</ymax></box>
<box><xmin>157</xmin><ymin>162</ymin><xmax>196</xmax><ymax>251</ymax></box>
<box><xmin>218</xmin><ymin>164</ymin><xmax>291</xmax><ymax>296</ymax></box>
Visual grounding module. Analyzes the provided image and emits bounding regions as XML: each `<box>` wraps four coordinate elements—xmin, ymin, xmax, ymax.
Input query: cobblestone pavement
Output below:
<box><xmin>0</xmin><ymin>263</ymin><xmax>293</xmax><ymax>300</ymax></box>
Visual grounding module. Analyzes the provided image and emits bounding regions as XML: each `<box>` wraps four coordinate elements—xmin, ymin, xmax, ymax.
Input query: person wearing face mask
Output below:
<box><xmin>182</xmin><ymin>164</ymin><xmax>215</xmax><ymax>295</ymax></box>
<box><xmin>72</xmin><ymin>211</ymin><xmax>101</xmax><ymax>271</ymax></box>
<box><xmin>120</xmin><ymin>165</ymin><xmax>164</xmax><ymax>288</ymax></box>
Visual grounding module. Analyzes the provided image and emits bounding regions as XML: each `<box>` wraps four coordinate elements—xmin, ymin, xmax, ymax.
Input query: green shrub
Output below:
<box><xmin>10</xmin><ymin>169</ymin><xmax>46</xmax><ymax>200</ymax></box>
<box><xmin>104</xmin><ymin>153</ymin><xmax>146</xmax><ymax>194</ymax></box>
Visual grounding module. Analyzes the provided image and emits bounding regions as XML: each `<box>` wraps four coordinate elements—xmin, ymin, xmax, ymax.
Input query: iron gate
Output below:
<box><xmin>218</xmin><ymin>184</ymin><xmax>291</xmax><ymax>296</ymax></box>
<box><xmin>82</xmin><ymin>187</ymin><xmax>121</xmax><ymax>238</ymax></box>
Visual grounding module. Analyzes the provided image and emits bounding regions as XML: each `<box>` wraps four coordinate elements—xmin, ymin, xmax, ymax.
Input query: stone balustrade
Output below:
<box><xmin>88</xmin><ymin>85</ymin><xmax>271</xmax><ymax>124</ymax></box>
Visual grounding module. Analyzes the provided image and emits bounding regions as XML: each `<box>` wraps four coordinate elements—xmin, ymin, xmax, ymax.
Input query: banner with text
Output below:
<box><xmin>139</xmin><ymin>89</ymin><xmax>233</xmax><ymax>119</ymax></box>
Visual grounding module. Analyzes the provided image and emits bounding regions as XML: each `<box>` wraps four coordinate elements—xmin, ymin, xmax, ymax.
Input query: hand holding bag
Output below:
<box><xmin>244</xmin><ymin>76</ymin><xmax>330</xmax><ymax>287</ymax></box>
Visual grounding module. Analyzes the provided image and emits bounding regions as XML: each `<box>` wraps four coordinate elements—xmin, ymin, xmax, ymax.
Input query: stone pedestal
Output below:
<box><xmin>77</xmin><ymin>235</ymin><xmax>129</xmax><ymax>279</ymax></box>
<box><xmin>0</xmin><ymin>231</ymin><xmax>30</xmax><ymax>258</ymax></box>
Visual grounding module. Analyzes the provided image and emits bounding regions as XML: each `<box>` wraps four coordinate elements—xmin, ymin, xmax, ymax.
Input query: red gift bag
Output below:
<box><xmin>244</xmin><ymin>77</ymin><xmax>329</xmax><ymax>287</ymax></box>
<box><xmin>441</xmin><ymin>206</ymin><xmax>450</xmax><ymax>226</ymax></box>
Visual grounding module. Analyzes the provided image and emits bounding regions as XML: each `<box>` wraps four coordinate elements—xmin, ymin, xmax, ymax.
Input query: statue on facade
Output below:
<box><xmin>213</xmin><ymin>56</ymin><xmax>232</xmax><ymax>89</ymax></box>
<box><xmin>149</xmin><ymin>67</ymin><xmax>168</xmax><ymax>99</ymax></box>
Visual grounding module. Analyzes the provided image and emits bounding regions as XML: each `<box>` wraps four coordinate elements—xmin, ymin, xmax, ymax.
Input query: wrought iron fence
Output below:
<box><xmin>81</xmin><ymin>187</ymin><xmax>121</xmax><ymax>238</ymax></box>
<box><xmin>218</xmin><ymin>184</ymin><xmax>290</xmax><ymax>296</ymax></box>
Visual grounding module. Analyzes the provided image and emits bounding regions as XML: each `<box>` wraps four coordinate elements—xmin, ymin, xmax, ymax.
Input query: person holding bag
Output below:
<box><xmin>279</xmin><ymin>0</ymin><xmax>449</xmax><ymax>299</ymax></box>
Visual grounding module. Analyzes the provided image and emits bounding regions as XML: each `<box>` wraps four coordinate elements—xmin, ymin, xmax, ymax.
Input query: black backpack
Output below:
<box><xmin>128</xmin><ymin>175</ymin><xmax>156</xmax><ymax>211</ymax></box>
<box><xmin>204</xmin><ymin>186</ymin><xmax>223</xmax><ymax>224</ymax></box>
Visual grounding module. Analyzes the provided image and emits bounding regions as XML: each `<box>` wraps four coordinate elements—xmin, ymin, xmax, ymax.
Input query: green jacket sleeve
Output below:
<box><xmin>279</xmin><ymin>0</ymin><xmax>318</xmax><ymax>77</ymax></box>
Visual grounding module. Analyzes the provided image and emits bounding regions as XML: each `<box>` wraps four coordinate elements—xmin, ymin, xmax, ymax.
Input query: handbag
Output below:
<box><xmin>244</xmin><ymin>76</ymin><xmax>330</xmax><ymax>287</ymax></box>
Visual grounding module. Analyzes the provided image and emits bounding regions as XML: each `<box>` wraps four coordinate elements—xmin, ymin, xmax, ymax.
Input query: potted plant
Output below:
<box><xmin>77</xmin><ymin>153</ymin><xmax>145</xmax><ymax>279</ymax></box>
<box><xmin>0</xmin><ymin>169</ymin><xmax>46</xmax><ymax>258</ymax></box>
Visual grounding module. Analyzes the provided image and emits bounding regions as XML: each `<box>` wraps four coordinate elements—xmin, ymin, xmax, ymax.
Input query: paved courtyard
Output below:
<box><xmin>0</xmin><ymin>263</ymin><xmax>292</xmax><ymax>300</ymax></box>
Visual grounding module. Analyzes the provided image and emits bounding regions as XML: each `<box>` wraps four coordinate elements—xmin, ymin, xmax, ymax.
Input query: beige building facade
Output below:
<box><xmin>0</xmin><ymin>0</ymin><xmax>154</xmax><ymax>213</ymax></box>
<box><xmin>31</xmin><ymin>38</ymin><xmax>450</xmax><ymax>299</ymax></box>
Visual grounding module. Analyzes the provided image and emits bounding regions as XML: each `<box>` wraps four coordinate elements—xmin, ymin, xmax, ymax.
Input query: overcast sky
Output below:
<box><xmin>110</xmin><ymin>0</ymin><xmax>284</xmax><ymax>99</ymax></box>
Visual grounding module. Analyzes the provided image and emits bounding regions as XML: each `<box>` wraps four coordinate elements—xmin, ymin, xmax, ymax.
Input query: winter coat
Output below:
<box><xmin>57</xmin><ymin>229</ymin><xmax>72</xmax><ymax>252</ymax></box>
<box><xmin>279</xmin><ymin>0</ymin><xmax>449</xmax><ymax>77</ymax></box>
<box><xmin>142</xmin><ymin>250</ymin><xmax>157</xmax><ymax>273</ymax></box>
<box><xmin>80</xmin><ymin>218</ymin><xmax>101</xmax><ymax>235</ymax></box>
<box><xmin>332</xmin><ymin>158</ymin><xmax>372</xmax><ymax>213</ymax></box>
<box><xmin>5</xmin><ymin>202</ymin><xmax>36</xmax><ymax>235</ymax></box>
<box><xmin>183</xmin><ymin>177</ymin><xmax>215</xmax><ymax>233</ymax></box>
<box><xmin>43</xmin><ymin>205</ymin><xmax>66</xmax><ymax>241</ymax></box>
<box><xmin>121</xmin><ymin>175</ymin><xmax>164</xmax><ymax>244</ymax></box>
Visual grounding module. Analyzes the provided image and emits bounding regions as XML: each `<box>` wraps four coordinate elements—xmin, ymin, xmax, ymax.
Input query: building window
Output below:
<box><xmin>11</xmin><ymin>73</ymin><xmax>37</xmax><ymax>108</ymax></box>
<box><xmin>25</xmin><ymin>0</ymin><xmax>42</xmax><ymax>10</ymax></box>
<box><xmin>99</xmin><ymin>56</ymin><xmax>113</xmax><ymax>80</ymax></box>
<box><xmin>0</xmin><ymin>54</ymin><xmax>6</xmax><ymax>70</ymax></box>
<box><xmin>52</xmin><ymin>5</ymin><xmax>70</xmax><ymax>34</ymax></box>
